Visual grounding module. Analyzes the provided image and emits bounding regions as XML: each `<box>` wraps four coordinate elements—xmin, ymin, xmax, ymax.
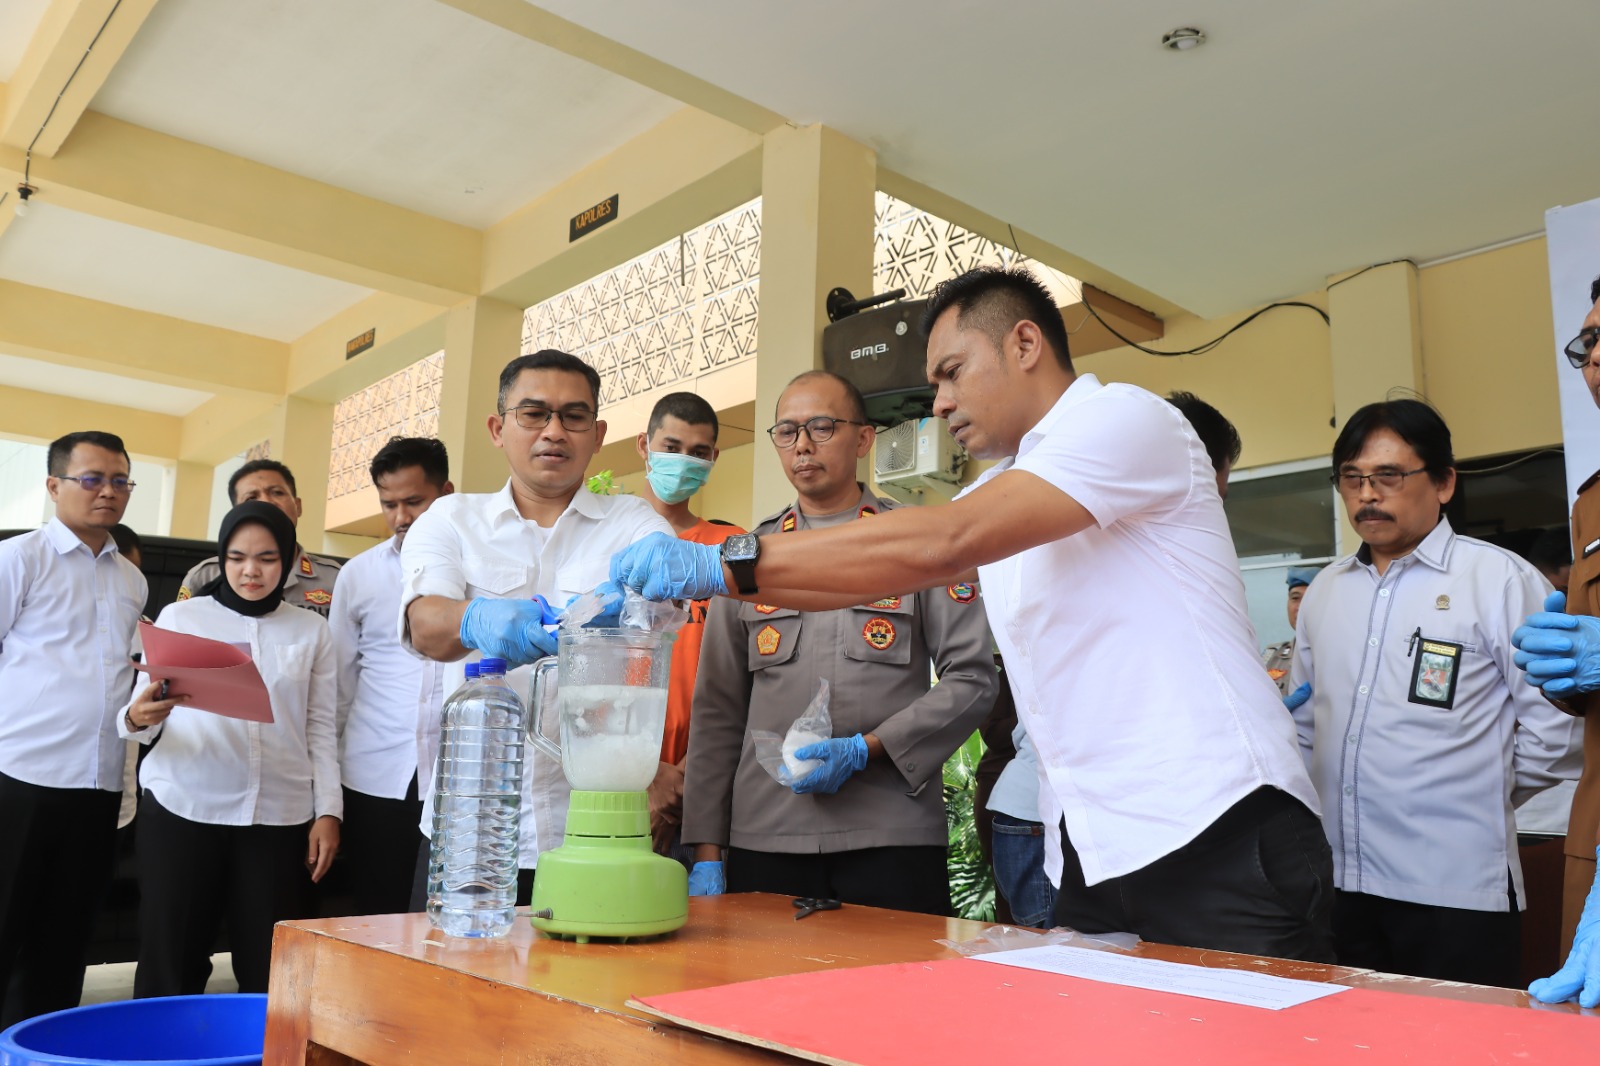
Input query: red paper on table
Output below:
<box><xmin>628</xmin><ymin>957</ymin><xmax>1595</xmax><ymax>1066</ymax></box>
<box><xmin>136</xmin><ymin>621</ymin><xmax>273</xmax><ymax>723</ymax></box>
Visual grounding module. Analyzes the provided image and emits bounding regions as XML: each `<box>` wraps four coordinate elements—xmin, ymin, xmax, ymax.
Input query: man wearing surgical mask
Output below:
<box><xmin>634</xmin><ymin>392</ymin><xmax>745</xmax><ymax>859</ymax></box>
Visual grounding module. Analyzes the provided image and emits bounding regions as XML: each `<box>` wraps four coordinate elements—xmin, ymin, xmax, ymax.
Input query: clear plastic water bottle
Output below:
<box><xmin>428</xmin><ymin>656</ymin><xmax>525</xmax><ymax>937</ymax></box>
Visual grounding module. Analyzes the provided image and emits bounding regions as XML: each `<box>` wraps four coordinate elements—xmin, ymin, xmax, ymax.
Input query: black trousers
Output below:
<box><xmin>407</xmin><ymin>835</ymin><xmax>535</xmax><ymax>913</ymax></box>
<box><xmin>320</xmin><ymin>778</ymin><xmax>423</xmax><ymax>917</ymax></box>
<box><xmin>1334</xmin><ymin>888</ymin><xmax>1521</xmax><ymax>987</ymax></box>
<box><xmin>133</xmin><ymin>793</ymin><xmax>312</xmax><ymax>997</ymax></box>
<box><xmin>1054</xmin><ymin>787</ymin><xmax>1336</xmax><ymax>962</ymax></box>
<box><xmin>0</xmin><ymin>772</ymin><xmax>120</xmax><ymax>1026</ymax></box>
<box><xmin>726</xmin><ymin>845</ymin><xmax>953</xmax><ymax>917</ymax></box>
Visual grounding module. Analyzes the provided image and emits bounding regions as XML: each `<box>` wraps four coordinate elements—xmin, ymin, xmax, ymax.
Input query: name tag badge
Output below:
<box><xmin>1585</xmin><ymin>537</ymin><xmax>1600</xmax><ymax>560</ymax></box>
<box><xmin>1409</xmin><ymin>637</ymin><xmax>1464</xmax><ymax>709</ymax></box>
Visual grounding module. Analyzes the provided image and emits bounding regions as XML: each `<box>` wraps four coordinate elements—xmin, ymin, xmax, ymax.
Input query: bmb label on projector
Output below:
<box><xmin>570</xmin><ymin>194</ymin><xmax>619</xmax><ymax>241</ymax></box>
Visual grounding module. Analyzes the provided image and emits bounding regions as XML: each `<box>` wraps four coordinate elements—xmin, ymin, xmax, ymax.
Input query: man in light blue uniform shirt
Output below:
<box><xmin>1292</xmin><ymin>400</ymin><xmax>1580</xmax><ymax>987</ymax></box>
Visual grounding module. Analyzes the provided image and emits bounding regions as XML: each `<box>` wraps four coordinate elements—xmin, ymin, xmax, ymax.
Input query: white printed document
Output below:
<box><xmin>968</xmin><ymin>945</ymin><xmax>1351</xmax><ymax>1011</ymax></box>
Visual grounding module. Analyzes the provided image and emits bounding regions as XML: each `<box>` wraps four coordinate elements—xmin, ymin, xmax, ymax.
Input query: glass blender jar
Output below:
<box><xmin>526</xmin><ymin>627</ymin><xmax>688</xmax><ymax>940</ymax></box>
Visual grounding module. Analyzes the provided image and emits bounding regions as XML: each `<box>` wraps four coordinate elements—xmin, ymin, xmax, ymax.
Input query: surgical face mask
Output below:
<box><xmin>646</xmin><ymin>450</ymin><xmax>714</xmax><ymax>504</ymax></box>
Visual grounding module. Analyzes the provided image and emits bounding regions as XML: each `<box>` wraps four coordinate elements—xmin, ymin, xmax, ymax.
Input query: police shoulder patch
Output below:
<box><xmin>858</xmin><ymin>505</ymin><xmax>877</xmax><ymax>518</ymax></box>
<box><xmin>300</xmin><ymin>555</ymin><xmax>315</xmax><ymax>576</ymax></box>
<box><xmin>780</xmin><ymin>512</ymin><xmax>797</xmax><ymax>533</ymax></box>
<box><xmin>304</xmin><ymin>588</ymin><xmax>333</xmax><ymax>606</ymax></box>
<box><xmin>867</xmin><ymin>596</ymin><xmax>902</xmax><ymax>610</ymax></box>
<box><xmin>176</xmin><ymin>585</ymin><xmax>192</xmax><ymax>601</ymax></box>
<box><xmin>862</xmin><ymin>616</ymin><xmax>897</xmax><ymax>651</ymax></box>
<box><xmin>754</xmin><ymin>604</ymin><xmax>779</xmax><ymax>615</ymax></box>
<box><xmin>947</xmin><ymin>583</ymin><xmax>976</xmax><ymax>604</ymax></box>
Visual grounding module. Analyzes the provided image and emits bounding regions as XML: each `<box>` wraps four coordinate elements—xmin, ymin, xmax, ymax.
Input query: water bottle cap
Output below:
<box><xmin>463</xmin><ymin>662</ymin><xmax>479</xmax><ymax>678</ymax></box>
<box><xmin>478</xmin><ymin>657</ymin><xmax>507</xmax><ymax>676</ymax></box>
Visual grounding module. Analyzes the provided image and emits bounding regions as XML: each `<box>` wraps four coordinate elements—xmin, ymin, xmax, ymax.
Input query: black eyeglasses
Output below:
<box><xmin>57</xmin><ymin>474</ymin><xmax>136</xmax><ymax>493</ymax></box>
<box><xmin>500</xmin><ymin>404</ymin><xmax>597</xmax><ymax>432</ymax></box>
<box><xmin>1565</xmin><ymin>326</ymin><xmax>1600</xmax><ymax>369</ymax></box>
<box><xmin>767</xmin><ymin>416</ymin><xmax>869</xmax><ymax>449</ymax></box>
<box><xmin>1329</xmin><ymin>468</ymin><xmax>1427</xmax><ymax>495</ymax></box>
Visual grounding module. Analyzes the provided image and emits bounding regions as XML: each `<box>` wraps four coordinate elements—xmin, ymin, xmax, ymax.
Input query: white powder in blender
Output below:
<box><xmin>559</xmin><ymin>685</ymin><xmax>668</xmax><ymax>791</ymax></box>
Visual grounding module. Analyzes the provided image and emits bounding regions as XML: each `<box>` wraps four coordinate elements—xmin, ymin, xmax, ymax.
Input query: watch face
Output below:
<box><xmin>724</xmin><ymin>533</ymin><xmax>760</xmax><ymax>563</ymax></box>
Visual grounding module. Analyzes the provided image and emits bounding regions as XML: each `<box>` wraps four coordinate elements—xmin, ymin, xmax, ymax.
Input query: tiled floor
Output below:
<box><xmin>78</xmin><ymin>954</ymin><xmax>238</xmax><ymax>1005</ymax></box>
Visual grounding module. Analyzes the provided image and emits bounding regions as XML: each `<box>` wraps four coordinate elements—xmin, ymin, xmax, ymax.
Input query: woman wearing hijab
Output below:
<box><xmin>120</xmin><ymin>501</ymin><xmax>341</xmax><ymax>996</ymax></box>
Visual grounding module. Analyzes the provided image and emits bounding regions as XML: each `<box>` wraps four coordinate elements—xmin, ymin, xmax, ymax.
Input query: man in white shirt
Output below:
<box><xmin>612</xmin><ymin>267</ymin><xmax>1333</xmax><ymax>960</ymax></box>
<box><xmin>324</xmin><ymin>437</ymin><xmax>453</xmax><ymax>916</ymax></box>
<box><xmin>0</xmin><ymin>431</ymin><xmax>147</xmax><ymax>1025</ymax></box>
<box><xmin>400</xmin><ymin>350</ymin><xmax>671</xmax><ymax>905</ymax></box>
<box><xmin>1292</xmin><ymin>400</ymin><xmax>1580</xmax><ymax>986</ymax></box>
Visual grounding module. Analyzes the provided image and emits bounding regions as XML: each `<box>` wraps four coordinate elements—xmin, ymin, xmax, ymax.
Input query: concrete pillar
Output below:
<box><xmin>437</xmin><ymin>296</ymin><xmax>526</xmax><ymax>494</ymax></box>
<box><xmin>168</xmin><ymin>460</ymin><xmax>213</xmax><ymax>539</ymax></box>
<box><xmin>752</xmin><ymin>125</ymin><xmax>876</xmax><ymax>519</ymax></box>
<box><xmin>1327</xmin><ymin>261</ymin><xmax>1425</xmax><ymax>551</ymax></box>
<box><xmin>268</xmin><ymin>396</ymin><xmax>335</xmax><ymax>552</ymax></box>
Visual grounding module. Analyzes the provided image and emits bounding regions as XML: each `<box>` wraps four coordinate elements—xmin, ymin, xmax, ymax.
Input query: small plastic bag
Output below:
<box><xmin>751</xmin><ymin>679</ymin><xmax>831</xmax><ymax>786</ymax></box>
<box><xmin>559</xmin><ymin>585</ymin><xmax>688</xmax><ymax>634</ymax></box>
<box><xmin>935</xmin><ymin>924</ymin><xmax>1141</xmax><ymax>956</ymax></box>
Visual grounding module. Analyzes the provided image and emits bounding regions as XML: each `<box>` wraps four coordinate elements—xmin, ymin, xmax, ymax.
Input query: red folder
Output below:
<box><xmin>136</xmin><ymin>621</ymin><xmax>273</xmax><ymax>723</ymax></box>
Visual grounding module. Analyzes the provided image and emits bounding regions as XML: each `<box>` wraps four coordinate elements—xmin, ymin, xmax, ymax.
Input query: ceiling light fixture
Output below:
<box><xmin>1161</xmin><ymin>27</ymin><xmax>1207</xmax><ymax>51</ymax></box>
<box><xmin>14</xmin><ymin>184</ymin><xmax>34</xmax><ymax>218</ymax></box>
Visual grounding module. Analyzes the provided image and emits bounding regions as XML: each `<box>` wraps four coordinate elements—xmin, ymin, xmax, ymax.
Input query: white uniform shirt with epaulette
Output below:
<box><xmin>178</xmin><ymin>548</ymin><xmax>342</xmax><ymax>618</ymax></box>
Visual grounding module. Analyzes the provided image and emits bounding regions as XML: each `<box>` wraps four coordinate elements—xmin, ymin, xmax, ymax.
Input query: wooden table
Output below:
<box><xmin>264</xmin><ymin>895</ymin><xmax>1587</xmax><ymax>1066</ymax></box>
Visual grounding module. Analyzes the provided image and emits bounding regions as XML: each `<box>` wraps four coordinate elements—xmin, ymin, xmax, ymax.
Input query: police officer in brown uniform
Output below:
<box><xmin>178</xmin><ymin>460</ymin><xmax>341</xmax><ymax>617</ymax></box>
<box><xmin>1519</xmin><ymin>274</ymin><xmax>1600</xmax><ymax>1006</ymax></box>
<box><xmin>1262</xmin><ymin>567</ymin><xmax>1319</xmax><ymax>697</ymax></box>
<box><xmin>681</xmin><ymin>371</ymin><xmax>997</xmax><ymax>914</ymax></box>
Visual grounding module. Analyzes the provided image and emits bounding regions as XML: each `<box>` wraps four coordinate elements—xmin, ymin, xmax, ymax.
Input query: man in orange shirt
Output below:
<box><xmin>634</xmin><ymin>392</ymin><xmax>744</xmax><ymax>857</ymax></box>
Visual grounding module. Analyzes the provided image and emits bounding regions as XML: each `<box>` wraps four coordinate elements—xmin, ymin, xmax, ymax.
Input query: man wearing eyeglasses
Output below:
<box><xmin>1289</xmin><ymin>399</ymin><xmax>1579</xmax><ymax>986</ymax></box>
<box><xmin>1517</xmin><ymin>274</ymin><xmax>1600</xmax><ymax>1007</ymax></box>
<box><xmin>397</xmin><ymin>349</ymin><xmax>670</xmax><ymax>905</ymax></box>
<box><xmin>679</xmin><ymin>370</ymin><xmax>996</xmax><ymax>913</ymax></box>
<box><xmin>0</xmin><ymin>431</ymin><xmax>147</xmax><ymax>1024</ymax></box>
<box><xmin>175</xmin><ymin>459</ymin><xmax>342</xmax><ymax>618</ymax></box>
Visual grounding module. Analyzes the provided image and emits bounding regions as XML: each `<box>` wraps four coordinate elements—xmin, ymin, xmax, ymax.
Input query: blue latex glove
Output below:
<box><xmin>1513</xmin><ymin>591</ymin><xmax>1600</xmax><ymax>698</ymax></box>
<box><xmin>1529</xmin><ymin>847</ymin><xmax>1600</xmax><ymax>1007</ymax></box>
<box><xmin>791</xmin><ymin>734</ymin><xmax>871</xmax><ymax>795</ymax></box>
<box><xmin>458</xmin><ymin>597</ymin><xmax>559</xmax><ymax>666</ymax></box>
<box><xmin>688</xmin><ymin>860</ymin><xmax>725</xmax><ymax>896</ymax></box>
<box><xmin>610</xmin><ymin>531</ymin><xmax>728</xmax><ymax>601</ymax></box>
<box><xmin>1283</xmin><ymin>682</ymin><xmax>1312</xmax><ymax>711</ymax></box>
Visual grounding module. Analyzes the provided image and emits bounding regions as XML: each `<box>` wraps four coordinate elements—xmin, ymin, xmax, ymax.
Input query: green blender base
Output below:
<box><xmin>529</xmin><ymin>791</ymin><xmax>688</xmax><ymax>942</ymax></box>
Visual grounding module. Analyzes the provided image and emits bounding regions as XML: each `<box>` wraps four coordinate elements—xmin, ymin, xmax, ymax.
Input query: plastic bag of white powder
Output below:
<box><xmin>751</xmin><ymin>679</ymin><xmax>831</xmax><ymax>787</ymax></box>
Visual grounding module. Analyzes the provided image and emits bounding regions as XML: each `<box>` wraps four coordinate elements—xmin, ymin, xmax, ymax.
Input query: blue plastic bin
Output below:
<box><xmin>0</xmin><ymin>994</ymin><xmax>266</xmax><ymax>1066</ymax></box>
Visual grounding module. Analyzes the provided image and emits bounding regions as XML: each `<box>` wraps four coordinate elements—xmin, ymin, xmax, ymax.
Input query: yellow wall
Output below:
<box><xmin>697</xmin><ymin>441</ymin><xmax>756</xmax><ymax>531</ymax></box>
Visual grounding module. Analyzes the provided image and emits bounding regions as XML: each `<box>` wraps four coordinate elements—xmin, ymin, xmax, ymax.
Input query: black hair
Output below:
<box><xmin>1331</xmin><ymin>400</ymin><xmax>1454</xmax><ymax>488</ymax></box>
<box><xmin>782</xmin><ymin>370</ymin><xmax>870</xmax><ymax>425</ymax></box>
<box><xmin>647</xmin><ymin>392</ymin><xmax>720</xmax><ymax>442</ymax></box>
<box><xmin>1167</xmin><ymin>391</ymin><xmax>1242</xmax><ymax>472</ymax></box>
<box><xmin>47</xmin><ymin>431</ymin><xmax>129</xmax><ymax>476</ymax></box>
<box><xmin>1529</xmin><ymin>527</ymin><xmax>1572</xmax><ymax>573</ymax></box>
<box><xmin>1591</xmin><ymin>274</ymin><xmax>1600</xmax><ymax>305</ymax></box>
<box><xmin>919</xmin><ymin>266</ymin><xmax>1074</xmax><ymax>372</ymax></box>
<box><xmin>109</xmin><ymin>523</ymin><xmax>142</xmax><ymax>558</ymax></box>
<box><xmin>498</xmin><ymin>349</ymin><xmax>602</xmax><ymax>412</ymax></box>
<box><xmin>228</xmin><ymin>459</ymin><xmax>297</xmax><ymax>503</ymax></box>
<box><xmin>369</xmin><ymin>436</ymin><xmax>450</xmax><ymax>488</ymax></box>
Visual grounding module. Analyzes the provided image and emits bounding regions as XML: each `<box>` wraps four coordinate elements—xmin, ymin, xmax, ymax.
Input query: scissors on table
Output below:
<box><xmin>792</xmin><ymin>897</ymin><xmax>841</xmax><ymax>920</ymax></box>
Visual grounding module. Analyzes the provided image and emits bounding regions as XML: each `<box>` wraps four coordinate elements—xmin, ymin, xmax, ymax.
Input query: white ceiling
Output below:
<box><xmin>536</xmin><ymin>0</ymin><xmax>1600</xmax><ymax>317</ymax></box>
<box><xmin>90</xmin><ymin>0</ymin><xmax>684</xmax><ymax>229</ymax></box>
<box><xmin>0</xmin><ymin>203</ymin><xmax>373</xmax><ymax>340</ymax></box>
<box><xmin>0</xmin><ymin>0</ymin><xmax>52</xmax><ymax>82</ymax></box>
<box><xmin>0</xmin><ymin>350</ymin><xmax>213</xmax><ymax>415</ymax></box>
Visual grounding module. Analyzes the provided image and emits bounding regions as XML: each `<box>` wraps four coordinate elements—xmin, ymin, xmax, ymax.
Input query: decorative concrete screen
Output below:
<box><xmin>523</xmin><ymin>198</ymin><xmax>762</xmax><ymax>408</ymax></box>
<box><xmin>327</xmin><ymin>351</ymin><xmax>445</xmax><ymax>502</ymax></box>
<box><xmin>873</xmin><ymin>191</ymin><xmax>1081</xmax><ymax>305</ymax></box>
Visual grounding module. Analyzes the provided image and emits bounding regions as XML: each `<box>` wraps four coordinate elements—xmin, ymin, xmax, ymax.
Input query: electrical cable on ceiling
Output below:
<box><xmin>1454</xmin><ymin>448</ymin><xmax>1563</xmax><ymax>477</ymax></box>
<box><xmin>1326</xmin><ymin>259</ymin><xmax>1413</xmax><ymax>290</ymax></box>
<box><xmin>15</xmin><ymin>0</ymin><xmax>125</xmax><ymax>209</ymax></box>
<box><xmin>1004</xmin><ymin>223</ymin><xmax>1331</xmax><ymax>358</ymax></box>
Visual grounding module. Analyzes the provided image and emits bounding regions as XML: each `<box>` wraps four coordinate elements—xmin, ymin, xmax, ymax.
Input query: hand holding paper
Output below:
<box><xmin>136</xmin><ymin>621</ymin><xmax>274</xmax><ymax>723</ymax></box>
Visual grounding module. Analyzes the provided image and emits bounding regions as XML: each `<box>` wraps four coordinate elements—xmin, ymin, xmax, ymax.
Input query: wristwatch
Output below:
<box><xmin>721</xmin><ymin>533</ymin><xmax>761</xmax><ymax>595</ymax></box>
